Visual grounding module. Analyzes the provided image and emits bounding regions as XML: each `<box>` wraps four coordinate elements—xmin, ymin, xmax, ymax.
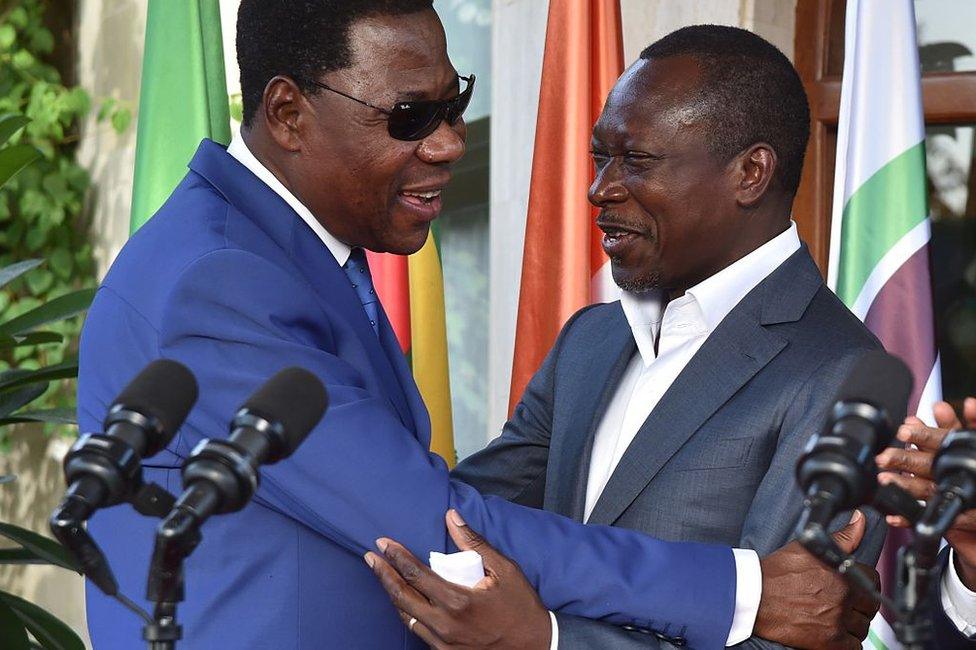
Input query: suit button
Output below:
<box><xmin>653</xmin><ymin>631</ymin><xmax>686</xmax><ymax>645</ymax></box>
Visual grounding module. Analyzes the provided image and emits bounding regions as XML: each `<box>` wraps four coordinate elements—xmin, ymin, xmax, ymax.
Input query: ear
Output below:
<box><xmin>734</xmin><ymin>143</ymin><xmax>777</xmax><ymax>208</ymax></box>
<box><xmin>260</xmin><ymin>75</ymin><xmax>306</xmax><ymax>153</ymax></box>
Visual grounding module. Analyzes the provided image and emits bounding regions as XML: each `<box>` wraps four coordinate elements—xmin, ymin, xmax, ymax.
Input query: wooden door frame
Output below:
<box><xmin>793</xmin><ymin>0</ymin><xmax>976</xmax><ymax>273</ymax></box>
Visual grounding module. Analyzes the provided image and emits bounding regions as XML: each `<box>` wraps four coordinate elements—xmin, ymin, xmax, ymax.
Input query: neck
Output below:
<box><xmin>240</xmin><ymin>126</ymin><xmax>299</xmax><ymax>200</ymax></box>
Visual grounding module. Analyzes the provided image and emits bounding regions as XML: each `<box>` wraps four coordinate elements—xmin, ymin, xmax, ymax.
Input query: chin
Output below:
<box><xmin>611</xmin><ymin>264</ymin><xmax>661</xmax><ymax>293</ymax></box>
<box><xmin>380</xmin><ymin>227</ymin><xmax>431</xmax><ymax>256</ymax></box>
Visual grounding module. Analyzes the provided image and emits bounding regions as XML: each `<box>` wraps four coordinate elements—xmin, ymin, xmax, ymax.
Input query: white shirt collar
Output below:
<box><xmin>226</xmin><ymin>134</ymin><xmax>352</xmax><ymax>267</ymax></box>
<box><xmin>620</xmin><ymin>221</ymin><xmax>802</xmax><ymax>364</ymax></box>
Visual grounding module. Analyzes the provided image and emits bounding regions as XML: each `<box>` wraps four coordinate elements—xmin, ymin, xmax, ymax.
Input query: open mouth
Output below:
<box><xmin>400</xmin><ymin>189</ymin><xmax>442</xmax><ymax>206</ymax></box>
<box><xmin>597</xmin><ymin>222</ymin><xmax>645</xmax><ymax>256</ymax></box>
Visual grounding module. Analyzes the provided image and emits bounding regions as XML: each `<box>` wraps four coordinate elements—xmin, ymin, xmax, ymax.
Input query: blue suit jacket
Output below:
<box><xmin>78</xmin><ymin>140</ymin><xmax>737</xmax><ymax>649</ymax></box>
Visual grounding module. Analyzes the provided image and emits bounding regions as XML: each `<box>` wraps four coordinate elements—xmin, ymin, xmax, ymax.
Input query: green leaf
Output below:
<box><xmin>0</xmin><ymin>383</ymin><xmax>47</xmax><ymax>417</ymax></box>
<box><xmin>0</xmin><ymin>597</ymin><xmax>30</xmax><ymax>650</ymax></box>
<box><xmin>25</xmin><ymin>269</ymin><xmax>53</xmax><ymax>294</ymax></box>
<box><xmin>0</xmin><ymin>25</ymin><xmax>16</xmax><ymax>51</ymax></box>
<box><xmin>0</xmin><ymin>114</ymin><xmax>29</xmax><ymax>147</ymax></box>
<box><xmin>0</xmin><ymin>259</ymin><xmax>43</xmax><ymax>289</ymax></box>
<box><xmin>109</xmin><ymin>107</ymin><xmax>131</xmax><ymax>134</ymax></box>
<box><xmin>0</xmin><ymin>289</ymin><xmax>95</xmax><ymax>335</ymax></box>
<box><xmin>0</xmin><ymin>591</ymin><xmax>84</xmax><ymax>650</ymax></box>
<box><xmin>0</xmin><ymin>361</ymin><xmax>78</xmax><ymax>393</ymax></box>
<box><xmin>0</xmin><ymin>144</ymin><xmax>41</xmax><ymax>188</ymax></box>
<box><xmin>8</xmin><ymin>7</ymin><xmax>28</xmax><ymax>28</ymax></box>
<box><xmin>29</xmin><ymin>29</ymin><xmax>54</xmax><ymax>55</ymax></box>
<box><xmin>96</xmin><ymin>98</ymin><xmax>115</xmax><ymax>122</ymax></box>
<box><xmin>0</xmin><ymin>332</ymin><xmax>64</xmax><ymax>349</ymax></box>
<box><xmin>48</xmin><ymin>249</ymin><xmax>71</xmax><ymax>281</ymax></box>
<box><xmin>0</xmin><ymin>547</ymin><xmax>50</xmax><ymax>564</ymax></box>
<box><xmin>0</xmin><ymin>524</ymin><xmax>79</xmax><ymax>573</ymax></box>
<box><xmin>0</xmin><ymin>408</ymin><xmax>75</xmax><ymax>426</ymax></box>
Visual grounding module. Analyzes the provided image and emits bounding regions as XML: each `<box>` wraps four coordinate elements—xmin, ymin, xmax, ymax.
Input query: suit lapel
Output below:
<box><xmin>376</xmin><ymin>304</ymin><xmax>430</xmax><ymax>444</ymax></box>
<box><xmin>547</xmin><ymin>306</ymin><xmax>635</xmax><ymax>520</ymax></box>
<box><xmin>586</xmin><ymin>305</ymin><xmax>786</xmax><ymax>525</ymax></box>
<box><xmin>585</xmin><ymin>246</ymin><xmax>824</xmax><ymax>526</ymax></box>
<box><xmin>292</xmin><ymin>229</ymin><xmax>416</xmax><ymax>429</ymax></box>
<box><xmin>188</xmin><ymin>139</ymin><xmax>416</xmax><ymax>430</ymax></box>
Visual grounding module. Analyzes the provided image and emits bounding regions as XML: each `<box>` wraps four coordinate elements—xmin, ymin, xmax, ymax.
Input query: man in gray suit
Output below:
<box><xmin>370</xmin><ymin>25</ymin><xmax>885</xmax><ymax>648</ymax></box>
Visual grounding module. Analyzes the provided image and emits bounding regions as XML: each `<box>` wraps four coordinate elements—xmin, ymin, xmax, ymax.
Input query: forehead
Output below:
<box><xmin>344</xmin><ymin>10</ymin><xmax>454</xmax><ymax>88</ymax></box>
<box><xmin>595</xmin><ymin>55</ymin><xmax>708</xmax><ymax>142</ymax></box>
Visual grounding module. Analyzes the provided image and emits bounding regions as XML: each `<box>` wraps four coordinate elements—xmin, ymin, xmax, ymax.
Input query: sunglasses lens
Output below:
<box><xmin>388</xmin><ymin>103</ymin><xmax>443</xmax><ymax>141</ymax></box>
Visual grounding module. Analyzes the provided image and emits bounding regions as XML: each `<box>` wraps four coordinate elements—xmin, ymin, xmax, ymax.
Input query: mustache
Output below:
<box><xmin>595</xmin><ymin>213</ymin><xmax>650</xmax><ymax>235</ymax></box>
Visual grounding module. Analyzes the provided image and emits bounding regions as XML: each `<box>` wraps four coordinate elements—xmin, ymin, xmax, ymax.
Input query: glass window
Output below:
<box><xmin>916</xmin><ymin>0</ymin><xmax>976</xmax><ymax>73</ymax></box>
<box><xmin>434</xmin><ymin>0</ymin><xmax>491</xmax><ymax>460</ymax></box>
<box><xmin>927</xmin><ymin>124</ymin><xmax>976</xmax><ymax>402</ymax></box>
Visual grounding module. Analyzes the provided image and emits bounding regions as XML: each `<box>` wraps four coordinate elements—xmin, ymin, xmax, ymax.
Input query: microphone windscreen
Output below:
<box><xmin>241</xmin><ymin>367</ymin><xmax>328</xmax><ymax>455</ymax></box>
<box><xmin>109</xmin><ymin>359</ymin><xmax>199</xmax><ymax>441</ymax></box>
<box><xmin>836</xmin><ymin>350</ymin><xmax>913</xmax><ymax>432</ymax></box>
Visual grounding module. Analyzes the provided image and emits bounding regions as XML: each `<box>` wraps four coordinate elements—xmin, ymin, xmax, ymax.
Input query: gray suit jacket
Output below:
<box><xmin>453</xmin><ymin>247</ymin><xmax>887</xmax><ymax>648</ymax></box>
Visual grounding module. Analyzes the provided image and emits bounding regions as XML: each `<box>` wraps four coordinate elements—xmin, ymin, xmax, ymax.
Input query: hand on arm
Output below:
<box><xmin>367</xmin><ymin>510</ymin><xmax>552</xmax><ymax>650</ymax></box>
<box><xmin>368</xmin><ymin>511</ymin><xmax>878</xmax><ymax>649</ymax></box>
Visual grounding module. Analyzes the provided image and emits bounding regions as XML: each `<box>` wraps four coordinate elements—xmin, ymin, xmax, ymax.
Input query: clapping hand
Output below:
<box><xmin>875</xmin><ymin>398</ymin><xmax>976</xmax><ymax>587</ymax></box>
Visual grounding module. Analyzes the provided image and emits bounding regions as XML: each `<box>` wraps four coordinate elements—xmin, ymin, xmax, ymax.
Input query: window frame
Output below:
<box><xmin>793</xmin><ymin>0</ymin><xmax>976</xmax><ymax>273</ymax></box>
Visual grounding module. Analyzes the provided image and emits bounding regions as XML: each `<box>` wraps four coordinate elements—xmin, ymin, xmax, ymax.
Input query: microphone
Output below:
<box><xmin>795</xmin><ymin>350</ymin><xmax>912</xmax><ymax>564</ymax></box>
<box><xmin>50</xmin><ymin>359</ymin><xmax>198</xmax><ymax>594</ymax></box>
<box><xmin>915</xmin><ymin>428</ymin><xmax>976</xmax><ymax>544</ymax></box>
<box><xmin>150</xmin><ymin>368</ymin><xmax>327</xmax><ymax>580</ymax></box>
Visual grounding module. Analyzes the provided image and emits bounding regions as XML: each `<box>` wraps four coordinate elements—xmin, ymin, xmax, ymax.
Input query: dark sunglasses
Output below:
<box><xmin>307</xmin><ymin>74</ymin><xmax>475</xmax><ymax>141</ymax></box>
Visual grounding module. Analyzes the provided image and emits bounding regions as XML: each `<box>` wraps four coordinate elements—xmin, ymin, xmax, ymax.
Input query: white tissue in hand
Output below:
<box><xmin>429</xmin><ymin>550</ymin><xmax>485</xmax><ymax>588</ymax></box>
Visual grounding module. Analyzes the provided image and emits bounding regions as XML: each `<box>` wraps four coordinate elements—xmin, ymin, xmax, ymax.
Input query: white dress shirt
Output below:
<box><xmin>226</xmin><ymin>134</ymin><xmax>352</xmax><ymax>266</ymax></box>
<box><xmin>558</xmin><ymin>223</ymin><xmax>802</xmax><ymax>647</ymax></box>
<box><xmin>943</xmin><ymin>549</ymin><xmax>976</xmax><ymax>636</ymax></box>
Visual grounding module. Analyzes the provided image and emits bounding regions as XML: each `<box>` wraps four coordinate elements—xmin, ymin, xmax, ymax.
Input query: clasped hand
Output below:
<box><xmin>366</xmin><ymin>511</ymin><xmax>879</xmax><ymax>649</ymax></box>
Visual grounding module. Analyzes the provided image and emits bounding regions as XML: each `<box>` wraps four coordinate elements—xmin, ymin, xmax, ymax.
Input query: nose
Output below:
<box><xmin>416</xmin><ymin>118</ymin><xmax>466</xmax><ymax>164</ymax></box>
<box><xmin>588</xmin><ymin>160</ymin><xmax>628</xmax><ymax>207</ymax></box>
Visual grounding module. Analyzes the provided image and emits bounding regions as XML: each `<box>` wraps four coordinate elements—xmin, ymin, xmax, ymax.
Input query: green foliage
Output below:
<box><xmin>0</xmin><ymin>0</ymin><xmax>114</xmax><ymax>435</ymax></box>
<box><xmin>228</xmin><ymin>92</ymin><xmax>243</xmax><ymax>124</ymax></box>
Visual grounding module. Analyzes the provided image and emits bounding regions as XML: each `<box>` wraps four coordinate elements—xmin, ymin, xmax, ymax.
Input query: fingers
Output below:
<box><xmin>877</xmin><ymin>471</ymin><xmax>936</xmax><ymax>501</ymax></box>
<box><xmin>843</xmin><ymin>609</ymin><xmax>871</xmax><ymax>643</ymax></box>
<box><xmin>372</xmin><ymin>538</ymin><xmax>456</xmax><ymax>608</ymax></box>
<box><xmin>832</xmin><ymin>510</ymin><xmax>866</xmax><ymax>554</ymax></box>
<box><xmin>395</xmin><ymin>609</ymin><xmax>446</xmax><ymax>649</ymax></box>
<box><xmin>933</xmin><ymin>401</ymin><xmax>964</xmax><ymax>431</ymax></box>
<box><xmin>849</xmin><ymin>564</ymin><xmax>881</xmax><ymax>616</ymax></box>
<box><xmin>965</xmin><ymin>397</ymin><xmax>976</xmax><ymax>429</ymax></box>
<box><xmin>886</xmin><ymin>514</ymin><xmax>911</xmax><ymax>528</ymax></box>
<box><xmin>366</xmin><ymin>550</ymin><xmax>443</xmax><ymax>628</ymax></box>
<box><xmin>895</xmin><ymin>420</ymin><xmax>947</xmax><ymax>453</ymax></box>
<box><xmin>445</xmin><ymin>510</ymin><xmax>511</xmax><ymax>579</ymax></box>
<box><xmin>875</xmin><ymin>446</ymin><xmax>935</xmax><ymax>478</ymax></box>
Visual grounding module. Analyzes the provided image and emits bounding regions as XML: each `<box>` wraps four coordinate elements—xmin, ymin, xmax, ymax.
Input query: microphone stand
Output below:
<box><xmin>144</xmin><ymin>492</ymin><xmax>213</xmax><ymax>649</ymax></box>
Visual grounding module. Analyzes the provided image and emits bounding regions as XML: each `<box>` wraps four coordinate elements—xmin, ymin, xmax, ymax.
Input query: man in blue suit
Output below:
<box><xmin>79</xmin><ymin>3</ymin><xmax>874</xmax><ymax>649</ymax></box>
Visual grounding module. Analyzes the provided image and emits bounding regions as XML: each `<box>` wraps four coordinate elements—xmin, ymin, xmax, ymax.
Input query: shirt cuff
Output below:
<box><xmin>727</xmin><ymin>548</ymin><xmax>762</xmax><ymax>646</ymax></box>
<box><xmin>548</xmin><ymin>610</ymin><xmax>559</xmax><ymax>650</ymax></box>
<box><xmin>942</xmin><ymin>548</ymin><xmax>976</xmax><ymax>636</ymax></box>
